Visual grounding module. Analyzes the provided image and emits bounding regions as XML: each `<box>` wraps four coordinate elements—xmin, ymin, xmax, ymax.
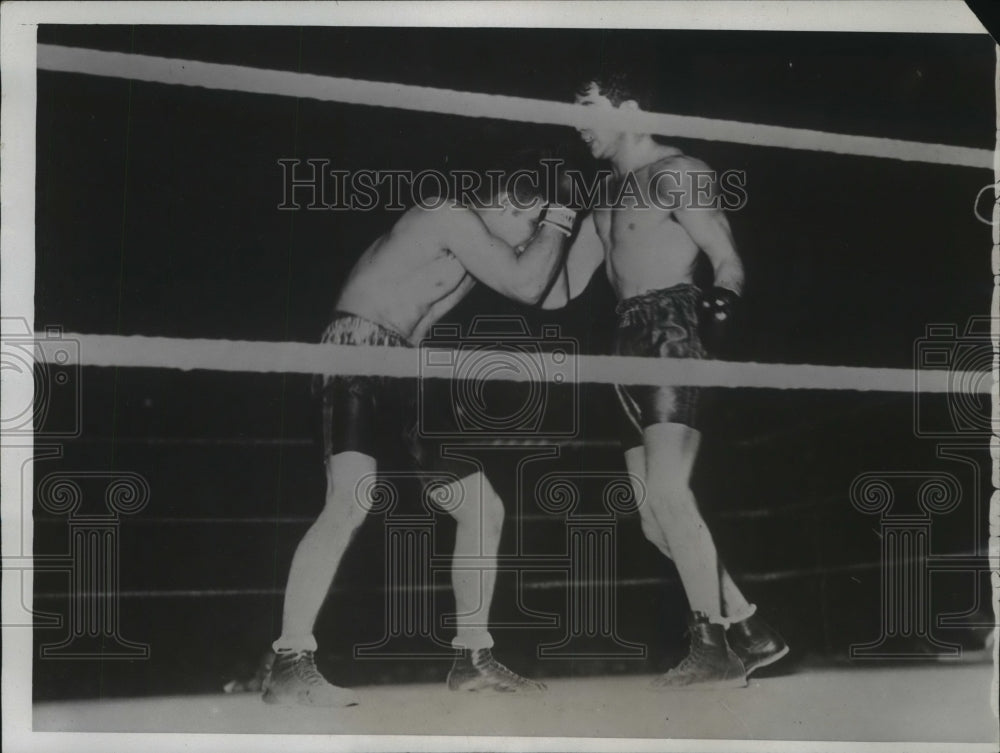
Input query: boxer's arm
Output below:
<box><xmin>669</xmin><ymin>162</ymin><xmax>744</xmax><ymax>295</ymax></box>
<box><xmin>540</xmin><ymin>267</ymin><xmax>570</xmax><ymax>310</ymax></box>
<box><xmin>540</xmin><ymin>213</ymin><xmax>605</xmax><ymax>309</ymax></box>
<box><xmin>443</xmin><ymin>207</ymin><xmax>569</xmax><ymax>305</ymax></box>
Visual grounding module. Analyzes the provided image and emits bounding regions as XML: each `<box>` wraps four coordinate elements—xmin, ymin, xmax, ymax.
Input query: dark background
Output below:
<box><xmin>32</xmin><ymin>26</ymin><xmax>994</xmax><ymax>701</ymax></box>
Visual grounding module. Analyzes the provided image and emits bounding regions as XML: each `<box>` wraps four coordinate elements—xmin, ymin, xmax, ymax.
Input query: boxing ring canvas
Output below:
<box><xmin>1</xmin><ymin>3</ymin><xmax>998</xmax><ymax>753</ymax></box>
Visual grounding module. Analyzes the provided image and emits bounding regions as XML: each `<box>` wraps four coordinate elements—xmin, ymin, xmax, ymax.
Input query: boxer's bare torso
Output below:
<box><xmin>551</xmin><ymin>152</ymin><xmax>741</xmax><ymax>307</ymax></box>
<box><xmin>551</xmin><ymin>82</ymin><xmax>742</xmax><ymax>306</ymax></box>
<box><xmin>336</xmin><ymin>206</ymin><xmax>476</xmax><ymax>342</ymax></box>
<box><xmin>336</xmin><ymin>197</ymin><xmax>562</xmax><ymax>342</ymax></box>
<box><xmin>592</xmin><ymin>153</ymin><xmax>717</xmax><ymax>301</ymax></box>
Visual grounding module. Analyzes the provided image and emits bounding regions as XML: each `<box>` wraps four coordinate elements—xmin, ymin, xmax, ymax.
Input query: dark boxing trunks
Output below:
<box><xmin>315</xmin><ymin>312</ymin><xmax>472</xmax><ymax>482</ymax></box>
<box><xmin>613</xmin><ymin>284</ymin><xmax>705</xmax><ymax>449</ymax></box>
<box><xmin>315</xmin><ymin>312</ymin><xmax>412</xmax><ymax>459</ymax></box>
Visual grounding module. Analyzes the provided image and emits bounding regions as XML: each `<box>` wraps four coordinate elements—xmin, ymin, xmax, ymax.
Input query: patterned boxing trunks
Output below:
<box><xmin>612</xmin><ymin>284</ymin><xmax>706</xmax><ymax>450</ymax></box>
<box><xmin>314</xmin><ymin>312</ymin><xmax>469</xmax><ymax>482</ymax></box>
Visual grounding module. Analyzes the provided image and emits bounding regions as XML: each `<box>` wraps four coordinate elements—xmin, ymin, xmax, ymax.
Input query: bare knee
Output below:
<box><xmin>646</xmin><ymin>480</ymin><xmax>698</xmax><ymax>520</ymax></box>
<box><xmin>318</xmin><ymin>451</ymin><xmax>376</xmax><ymax>534</ymax></box>
<box><xmin>480</xmin><ymin>490</ymin><xmax>505</xmax><ymax>540</ymax></box>
<box><xmin>639</xmin><ymin>514</ymin><xmax>666</xmax><ymax>548</ymax></box>
<box><xmin>448</xmin><ymin>477</ymin><xmax>505</xmax><ymax>540</ymax></box>
<box><xmin>315</xmin><ymin>486</ymin><xmax>368</xmax><ymax>535</ymax></box>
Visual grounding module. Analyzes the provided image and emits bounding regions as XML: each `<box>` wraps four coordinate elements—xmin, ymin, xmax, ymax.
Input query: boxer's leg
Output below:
<box><xmin>643</xmin><ymin>421</ymin><xmax>745</xmax><ymax>688</ymax></box>
<box><xmin>641</xmin><ymin>422</ymin><xmax>723</xmax><ymax>622</ymax></box>
<box><xmin>263</xmin><ymin>449</ymin><xmax>370</xmax><ymax>706</ymax></box>
<box><xmin>435</xmin><ymin>471</ymin><xmax>545</xmax><ymax>692</ymax></box>
<box><xmin>719</xmin><ymin>567</ymin><xmax>756</xmax><ymax>624</ymax></box>
<box><xmin>276</xmin><ymin>450</ymin><xmax>374</xmax><ymax>651</ymax></box>
<box><xmin>624</xmin><ymin>444</ymin><xmax>673</xmax><ymax>554</ymax></box>
<box><xmin>626</xmin><ymin>445</ymin><xmax>754</xmax><ymax>623</ymax></box>
<box><xmin>264</xmin><ymin>360</ymin><xmax>381</xmax><ymax>706</ymax></box>
<box><xmin>438</xmin><ymin>471</ymin><xmax>502</xmax><ymax>652</ymax></box>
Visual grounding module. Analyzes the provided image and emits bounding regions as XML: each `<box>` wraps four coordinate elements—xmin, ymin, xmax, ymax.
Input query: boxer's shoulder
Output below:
<box><xmin>649</xmin><ymin>152</ymin><xmax>712</xmax><ymax>177</ymax></box>
<box><xmin>424</xmin><ymin>200</ymin><xmax>493</xmax><ymax>245</ymax></box>
<box><xmin>389</xmin><ymin>200</ymin><xmax>464</xmax><ymax>246</ymax></box>
<box><xmin>407</xmin><ymin>198</ymin><xmax>470</xmax><ymax>230</ymax></box>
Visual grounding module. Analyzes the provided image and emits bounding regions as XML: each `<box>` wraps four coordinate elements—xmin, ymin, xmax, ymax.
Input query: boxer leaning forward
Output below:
<box><xmin>264</xmin><ymin>182</ymin><xmax>577</xmax><ymax>706</ymax></box>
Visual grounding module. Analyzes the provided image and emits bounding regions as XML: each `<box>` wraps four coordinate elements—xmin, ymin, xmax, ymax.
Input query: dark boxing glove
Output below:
<box><xmin>699</xmin><ymin>286</ymin><xmax>739</xmax><ymax>354</ymax></box>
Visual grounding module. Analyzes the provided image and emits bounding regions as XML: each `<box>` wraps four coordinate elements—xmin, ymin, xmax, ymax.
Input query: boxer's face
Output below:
<box><xmin>575</xmin><ymin>82</ymin><xmax>629</xmax><ymax>160</ymax></box>
<box><xmin>485</xmin><ymin>192</ymin><xmax>544</xmax><ymax>246</ymax></box>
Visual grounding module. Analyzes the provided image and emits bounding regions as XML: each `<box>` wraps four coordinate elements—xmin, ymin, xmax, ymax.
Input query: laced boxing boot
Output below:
<box><xmin>726</xmin><ymin>613</ymin><xmax>789</xmax><ymax>676</ymax></box>
<box><xmin>447</xmin><ymin>648</ymin><xmax>546</xmax><ymax>693</ymax></box>
<box><xmin>652</xmin><ymin>611</ymin><xmax>747</xmax><ymax>689</ymax></box>
<box><xmin>262</xmin><ymin>649</ymin><xmax>359</xmax><ymax>707</ymax></box>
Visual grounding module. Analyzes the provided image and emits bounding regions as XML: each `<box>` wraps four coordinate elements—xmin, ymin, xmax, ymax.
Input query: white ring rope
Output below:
<box><xmin>39</xmin><ymin>333</ymin><xmax>987</xmax><ymax>394</ymax></box>
<box><xmin>37</xmin><ymin>44</ymin><xmax>993</xmax><ymax>169</ymax></box>
<box><xmin>31</xmin><ymin>46</ymin><xmax>991</xmax><ymax>393</ymax></box>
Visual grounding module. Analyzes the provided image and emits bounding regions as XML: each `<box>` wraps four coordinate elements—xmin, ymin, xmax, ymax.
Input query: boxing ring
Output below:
<box><xmin>8</xmin><ymin>30</ymin><xmax>999</xmax><ymax>747</ymax></box>
<box><xmin>30</xmin><ymin>664</ymin><xmax>999</xmax><ymax>741</ymax></box>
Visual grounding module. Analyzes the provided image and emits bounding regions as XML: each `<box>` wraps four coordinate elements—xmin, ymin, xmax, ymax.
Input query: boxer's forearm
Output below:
<box><xmin>508</xmin><ymin>224</ymin><xmax>568</xmax><ymax>304</ymax></box>
<box><xmin>710</xmin><ymin>252</ymin><xmax>744</xmax><ymax>295</ymax></box>
<box><xmin>675</xmin><ymin>204</ymin><xmax>743</xmax><ymax>295</ymax></box>
<box><xmin>539</xmin><ymin>267</ymin><xmax>570</xmax><ymax>310</ymax></box>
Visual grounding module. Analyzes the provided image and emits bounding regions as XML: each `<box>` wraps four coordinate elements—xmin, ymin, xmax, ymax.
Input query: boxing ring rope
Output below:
<box><xmin>31</xmin><ymin>45</ymin><xmax>993</xmax><ymax>392</ymax></box>
<box><xmin>21</xmin><ymin>44</ymin><xmax>996</xmax><ymax>690</ymax></box>
<box><xmin>41</xmin><ymin>331</ymin><xmax>989</xmax><ymax>394</ymax></box>
<box><xmin>37</xmin><ymin>44</ymin><xmax>993</xmax><ymax>169</ymax></box>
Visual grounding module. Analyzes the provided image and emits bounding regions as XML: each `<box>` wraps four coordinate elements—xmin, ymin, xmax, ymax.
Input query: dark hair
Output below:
<box><xmin>576</xmin><ymin>72</ymin><xmax>657</xmax><ymax>111</ymax></box>
<box><xmin>474</xmin><ymin>147</ymin><xmax>549</xmax><ymax>207</ymax></box>
<box><xmin>502</xmin><ymin>173</ymin><xmax>544</xmax><ymax>207</ymax></box>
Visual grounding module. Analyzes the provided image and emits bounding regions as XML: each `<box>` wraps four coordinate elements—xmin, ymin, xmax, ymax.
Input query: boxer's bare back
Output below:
<box><xmin>337</xmin><ymin>206</ymin><xmax>474</xmax><ymax>341</ymax></box>
<box><xmin>337</xmin><ymin>198</ymin><xmax>559</xmax><ymax>342</ymax></box>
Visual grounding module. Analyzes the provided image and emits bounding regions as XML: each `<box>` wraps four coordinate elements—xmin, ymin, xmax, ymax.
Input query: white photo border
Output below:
<box><xmin>1</xmin><ymin>2</ymin><xmax>996</xmax><ymax>753</ymax></box>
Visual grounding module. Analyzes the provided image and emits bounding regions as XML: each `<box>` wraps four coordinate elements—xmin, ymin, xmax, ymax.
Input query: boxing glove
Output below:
<box><xmin>699</xmin><ymin>286</ymin><xmax>739</xmax><ymax>354</ymax></box>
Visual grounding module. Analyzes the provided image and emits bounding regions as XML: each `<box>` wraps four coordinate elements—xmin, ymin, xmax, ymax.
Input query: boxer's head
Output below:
<box><xmin>574</xmin><ymin>74</ymin><xmax>655</xmax><ymax>160</ymax></box>
<box><xmin>477</xmin><ymin>185</ymin><xmax>544</xmax><ymax>247</ymax></box>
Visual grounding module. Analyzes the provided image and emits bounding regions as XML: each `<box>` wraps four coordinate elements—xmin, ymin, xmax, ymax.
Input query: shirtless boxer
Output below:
<box><xmin>264</xmin><ymin>185</ymin><xmax>576</xmax><ymax>706</ymax></box>
<box><xmin>544</xmin><ymin>75</ymin><xmax>788</xmax><ymax>688</ymax></box>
